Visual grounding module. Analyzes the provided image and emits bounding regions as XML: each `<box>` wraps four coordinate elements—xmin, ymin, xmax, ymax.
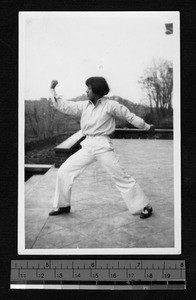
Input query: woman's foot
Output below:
<box><xmin>140</xmin><ymin>205</ymin><xmax>153</xmax><ymax>219</ymax></box>
<box><xmin>49</xmin><ymin>206</ymin><xmax>71</xmax><ymax>216</ymax></box>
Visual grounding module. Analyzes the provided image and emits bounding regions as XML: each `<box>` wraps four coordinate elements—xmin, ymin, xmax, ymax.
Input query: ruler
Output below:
<box><xmin>10</xmin><ymin>260</ymin><xmax>186</xmax><ymax>290</ymax></box>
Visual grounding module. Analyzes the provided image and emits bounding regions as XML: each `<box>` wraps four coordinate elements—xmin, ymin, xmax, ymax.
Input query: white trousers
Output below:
<box><xmin>53</xmin><ymin>136</ymin><xmax>149</xmax><ymax>214</ymax></box>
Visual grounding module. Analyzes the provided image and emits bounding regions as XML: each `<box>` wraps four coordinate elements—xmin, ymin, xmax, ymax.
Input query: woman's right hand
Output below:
<box><xmin>50</xmin><ymin>80</ymin><xmax>58</xmax><ymax>89</ymax></box>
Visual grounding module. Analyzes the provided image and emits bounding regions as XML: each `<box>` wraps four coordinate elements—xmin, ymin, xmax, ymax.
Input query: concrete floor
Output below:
<box><xmin>25</xmin><ymin>139</ymin><xmax>174</xmax><ymax>251</ymax></box>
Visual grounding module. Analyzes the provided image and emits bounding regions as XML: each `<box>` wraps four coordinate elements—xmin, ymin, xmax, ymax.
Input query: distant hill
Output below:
<box><xmin>70</xmin><ymin>94</ymin><xmax>88</xmax><ymax>102</ymax></box>
<box><xmin>25</xmin><ymin>98</ymin><xmax>80</xmax><ymax>143</ymax></box>
<box><xmin>71</xmin><ymin>94</ymin><xmax>149</xmax><ymax>116</ymax></box>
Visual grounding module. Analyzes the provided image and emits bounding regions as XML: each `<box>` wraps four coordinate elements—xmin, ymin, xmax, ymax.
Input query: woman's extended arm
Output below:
<box><xmin>109</xmin><ymin>100</ymin><xmax>154</xmax><ymax>130</ymax></box>
<box><xmin>50</xmin><ymin>80</ymin><xmax>84</xmax><ymax>117</ymax></box>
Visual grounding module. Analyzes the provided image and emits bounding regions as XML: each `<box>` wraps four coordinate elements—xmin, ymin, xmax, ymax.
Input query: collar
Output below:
<box><xmin>88</xmin><ymin>97</ymin><xmax>105</xmax><ymax>107</ymax></box>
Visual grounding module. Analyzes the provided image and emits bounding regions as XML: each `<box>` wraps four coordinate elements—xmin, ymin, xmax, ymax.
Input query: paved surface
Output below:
<box><xmin>25</xmin><ymin>139</ymin><xmax>174</xmax><ymax>250</ymax></box>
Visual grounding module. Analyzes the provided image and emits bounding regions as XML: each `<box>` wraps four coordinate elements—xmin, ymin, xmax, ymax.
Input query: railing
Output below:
<box><xmin>54</xmin><ymin>128</ymin><xmax>173</xmax><ymax>167</ymax></box>
<box><xmin>111</xmin><ymin>128</ymin><xmax>173</xmax><ymax>139</ymax></box>
<box><xmin>25</xmin><ymin>164</ymin><xmax>53</xmax><ymax>181</ymax></box>
<box><xmin>54</xmin><ymin>130</ymin><xmax>85</xmax><ymax>167</ymax></box>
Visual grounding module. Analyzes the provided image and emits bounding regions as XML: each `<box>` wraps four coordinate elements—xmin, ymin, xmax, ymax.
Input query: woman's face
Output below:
<box><xmin>86</xmin><ymin>85</ymin><xmax>98</xmax><ymax>102</ymax></box>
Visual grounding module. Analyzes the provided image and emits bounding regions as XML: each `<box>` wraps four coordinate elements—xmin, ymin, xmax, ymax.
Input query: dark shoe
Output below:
<box><xmin>49</xmin><ymin>206</ymin><xmax>71</xmax><ymax>216</ymax></box>
<box><xmin>140</xmin><ymin>206</ymin><xmax>153</xmax><ymax>219</ymax></box>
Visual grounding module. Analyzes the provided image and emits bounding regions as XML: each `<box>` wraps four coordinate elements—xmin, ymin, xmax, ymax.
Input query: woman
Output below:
<box><xmin>49</xmin><ymin>77</ymin><xmax>154</xmax><ymax>219</ymax></box>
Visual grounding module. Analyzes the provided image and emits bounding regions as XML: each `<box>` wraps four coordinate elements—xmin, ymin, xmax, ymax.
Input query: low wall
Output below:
<box><xmin>54</xmin><ymin>130</ymin><xmax>85</xmax><ymax>167</ymax></box>
<box><xmin>25</xmin><ymin>164</ymin><xmax>53</xmax><ymax>181</ymax></box>
<box><xmin>111</xmin><ymin>128</ymin><xmax>173</xmax><ymax>139</ymax></box>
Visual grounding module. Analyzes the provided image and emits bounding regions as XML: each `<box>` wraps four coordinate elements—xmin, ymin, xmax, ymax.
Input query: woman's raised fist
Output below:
<box><xmin>50</xmin><ymin>80</ymin><xmax>58</xmax><ymax>89</ymax></box>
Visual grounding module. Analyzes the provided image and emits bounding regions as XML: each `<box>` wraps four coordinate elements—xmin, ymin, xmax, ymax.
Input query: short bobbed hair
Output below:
<box><xmin>85</xmin><ymin>77</ymin><xmax>110</xmax><ymax>97</ymax></box>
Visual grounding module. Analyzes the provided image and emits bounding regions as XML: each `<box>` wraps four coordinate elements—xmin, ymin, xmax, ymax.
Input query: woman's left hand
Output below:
<box><xmin>149</xmin><ymin>124</ymin><xmax>155</xmax><ymax>131</ymax></box>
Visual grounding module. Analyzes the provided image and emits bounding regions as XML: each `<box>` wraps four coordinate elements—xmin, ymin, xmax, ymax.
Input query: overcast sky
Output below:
<box><xmin>20</xmin><ymin>12</ymin><xmax>179</xmax><ymax>103</ymax></box>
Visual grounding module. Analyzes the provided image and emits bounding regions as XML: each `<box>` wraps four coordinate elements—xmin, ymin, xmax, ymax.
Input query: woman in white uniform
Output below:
<box><xmin>49</xmin><ymin>77</ymin><xmax>154</xmax><ymax>219</ymax></box>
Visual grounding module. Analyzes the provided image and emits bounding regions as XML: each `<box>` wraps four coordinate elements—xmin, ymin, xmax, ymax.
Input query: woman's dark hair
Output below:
<box><xmin>85</xmin><ymin>76</ymin><xmax>110</xmax><ymax>97</ymax></box>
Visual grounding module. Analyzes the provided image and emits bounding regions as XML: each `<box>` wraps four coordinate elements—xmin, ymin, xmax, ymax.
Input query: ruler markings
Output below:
<box><xmin>10</xmin><ymin>260</ymin><xmax>186</xmax><ymax>289</ymax></box>
<box><xmin>12</xmin><ymin>263</ymin><xmax>185</xmax><ymax>270</ymax></box>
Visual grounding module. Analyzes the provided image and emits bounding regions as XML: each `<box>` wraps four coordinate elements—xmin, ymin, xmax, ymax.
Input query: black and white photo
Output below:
<box><xmin>18</xmin><ymin>11</ymin><xmax>180</xmax><ymax>255</ymax></box>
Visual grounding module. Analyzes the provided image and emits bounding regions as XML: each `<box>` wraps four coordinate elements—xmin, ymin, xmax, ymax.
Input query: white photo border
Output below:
<box><xmin>18</xmin><ymin>11</ymin><xmax>181</xmax><ymax>255</ymax></box>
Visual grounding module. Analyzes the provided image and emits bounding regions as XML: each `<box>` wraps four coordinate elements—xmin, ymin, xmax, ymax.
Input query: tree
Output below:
<box><xmin>139</xmin><ymin>59</ymin><xmax>173</xmax><ymax>124</ymax></box>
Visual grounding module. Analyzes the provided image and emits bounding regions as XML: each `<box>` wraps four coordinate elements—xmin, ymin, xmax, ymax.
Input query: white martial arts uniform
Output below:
<box><xmin>50</xmin><ymin>89</ymin><xmax>151</xmax><ymax>214</ymax></box>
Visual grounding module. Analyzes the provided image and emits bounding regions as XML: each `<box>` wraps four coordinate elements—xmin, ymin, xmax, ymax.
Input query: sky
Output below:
<box><xmin>20</xmin><ymin>12</ymin><xmax>179</xmax><ymax>103</ymax></box>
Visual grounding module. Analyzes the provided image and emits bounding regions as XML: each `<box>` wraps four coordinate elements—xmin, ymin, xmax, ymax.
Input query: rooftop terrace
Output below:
<box><xmin>24</xmin><ymin>138</ymin><xmax>174</xmax><ymax>253</ymax></box>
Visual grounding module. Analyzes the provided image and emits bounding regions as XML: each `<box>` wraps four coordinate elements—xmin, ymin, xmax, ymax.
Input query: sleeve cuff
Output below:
<box><xmin>144</xmin><ymin>123</ymin><xmax>151</xmax><ymax>131</ymax></box>
<box><xmin>50</xmin><ymin>89</ymin><xmax>58</xmax><ymax>103</ymax></box>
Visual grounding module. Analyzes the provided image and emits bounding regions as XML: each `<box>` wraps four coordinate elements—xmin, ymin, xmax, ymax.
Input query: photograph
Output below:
<box><xmin>18</xmin><ymin>11</ymin><xmax>180</xmax><ymax>255</ymax></box>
